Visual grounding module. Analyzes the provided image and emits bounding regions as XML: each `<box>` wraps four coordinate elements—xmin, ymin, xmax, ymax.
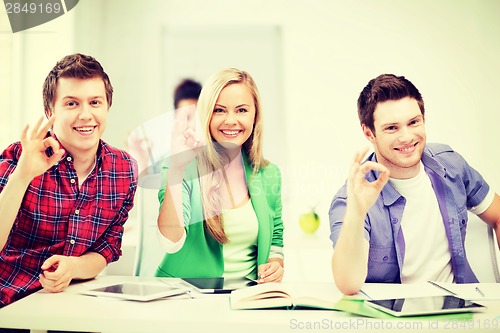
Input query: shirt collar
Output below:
<box><xmin>421</xmin><ymin>146</ymin><xmax>447</xmax><ymax>177</ymax></box>
<box><xmin>367</xmin><ymin>146</ymin><xmax>448</xmax><ymax>206</ymax></box>
<box><xmin>48</xmin><ymin>131</ymin><xmax>104</xmax><ymax>169</ymax></box>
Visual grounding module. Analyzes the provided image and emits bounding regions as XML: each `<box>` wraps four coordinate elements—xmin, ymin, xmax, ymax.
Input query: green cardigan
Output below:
<box><xmin>155</xmin><ymin>154</ymin><xmax>284</xmax><ymax>278</ymax></box>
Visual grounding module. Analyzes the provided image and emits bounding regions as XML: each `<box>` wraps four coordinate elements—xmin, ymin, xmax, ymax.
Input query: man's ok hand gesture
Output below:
<box><xmin>17</xmin><ymin>116</ymin><xmax>65</xmax><ymax>181</ymax></box>
<box><xmin>347</xmin><ymin>148</ymin><xmax>390</xmax><ymax>215</ymax></box>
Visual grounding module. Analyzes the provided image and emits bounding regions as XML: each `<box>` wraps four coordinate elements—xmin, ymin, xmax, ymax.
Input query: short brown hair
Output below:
<box><xmin>357</xmin><ymin>74</ymin><xmax>424</xmax><ymax>133</ymax></box>
<box><xmin>42</xmin><ymin>53</ymin><xmax>113</xmax><ymax>117</ymax></box>
<box><xmin>173</xmin><ymin>78</ymin><xmax>202</xmax><ymax>109</ymax></box>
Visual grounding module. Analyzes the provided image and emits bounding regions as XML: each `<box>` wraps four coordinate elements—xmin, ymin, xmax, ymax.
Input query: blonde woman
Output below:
<box><xmin>155</xmin><ymin>68</ymin><xmax>284</xmax><ymax>283</ymax></box>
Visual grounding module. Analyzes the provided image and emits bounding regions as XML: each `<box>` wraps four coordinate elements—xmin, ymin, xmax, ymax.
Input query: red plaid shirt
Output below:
<box><xmin>0</xmin><ymin>139</ymin><xmax>138</xmax><ymax>307</ymax></box>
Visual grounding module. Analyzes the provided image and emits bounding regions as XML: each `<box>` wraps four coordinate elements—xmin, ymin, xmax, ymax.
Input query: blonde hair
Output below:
<box><xmin>196</xmin><ymin>68</ymin><xmax>268</xmax><ymax>243</ymax></box>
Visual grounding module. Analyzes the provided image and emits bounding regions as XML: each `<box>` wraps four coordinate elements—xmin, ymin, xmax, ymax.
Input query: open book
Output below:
<box><xmin>229</xmin><ymin>282</ymin><xmax>343</xmax><ymax>310</ymax></box>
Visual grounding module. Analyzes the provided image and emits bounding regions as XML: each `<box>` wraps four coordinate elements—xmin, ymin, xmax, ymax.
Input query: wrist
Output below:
<box><xmin>68</xmin><ymin>256</ymin><xmax>80</xmax><ymax>278</ymax></box>
<box><xmin>343</xmin><ymin>208</ymin><xmax>366</xmax><ymax>225</ymax></box>
<box><xmin>268</xmin><ymin>257</ymin><xmax>284</xmax><ymax>268</ymax></box>
<box><xmin>9</xmin><ymin>169</ymin><xmax>33</xmax><ymax>188</ymax></box>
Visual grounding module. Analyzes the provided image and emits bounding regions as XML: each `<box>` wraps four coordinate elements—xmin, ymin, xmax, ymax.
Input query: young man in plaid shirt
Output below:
<box><xmin>0</xmin><ymin>53</ymin><xmax>138</xmax><ymax>308</ymax></box>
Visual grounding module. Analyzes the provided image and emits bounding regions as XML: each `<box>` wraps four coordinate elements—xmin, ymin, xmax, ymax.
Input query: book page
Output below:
<box><xmin>286</xmin><ymin>282</ymin><xmax>343</xmax><ymax>309</ymax></box>
<box><xmin>230</xmin><ymin>282</ymin><xmax>343</xmax><ymax>310</ymax></box>
<box><xmin>230</xmin><ymin>282</ymin><xmax>292</xmax><ymax>309</ymax></box>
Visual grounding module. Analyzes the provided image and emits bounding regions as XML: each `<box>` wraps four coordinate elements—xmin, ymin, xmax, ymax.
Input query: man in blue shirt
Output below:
<box><xmin>329</xmin><ymin>74</ymin><xmax>500</xmax><ymax>295</ymax></box>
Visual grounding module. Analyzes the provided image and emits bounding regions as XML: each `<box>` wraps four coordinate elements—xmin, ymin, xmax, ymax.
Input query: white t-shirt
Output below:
<box><xmin>389</xmin><ymin>163</ymin><xmax>454</xmax><ymax>283</ymax></box>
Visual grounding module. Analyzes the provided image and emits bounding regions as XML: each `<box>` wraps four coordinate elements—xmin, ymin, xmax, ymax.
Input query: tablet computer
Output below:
<box><xmin>81</xmin><ymin>282</ymin><xmax>190</xmax><ymax>302</ymax></box>
<box><xmin>366</xmin><ymin>295</ymin><xmax>487</xmax><ymax>317</ymax></box>
<box><xmin>181</xmin><ymin>277</ymin><xmax>257</xmax><ymax>294</ymax></box>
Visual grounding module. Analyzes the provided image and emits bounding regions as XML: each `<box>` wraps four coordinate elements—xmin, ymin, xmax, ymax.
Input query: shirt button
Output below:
<box><xmin>75</xmin><ymin>209</ymin><xmax>80</xmax><ymax>215</ymax></box>
<box><xmin>70</xmin><ymin>179</ymin><xmax>76</xmax><ymax>184</ymax></box>
<box><xmin>66</xmin><ymin>156</ymin><xmax>72</xmax><ymax>162</ymax></box>
<box><xmin>391</xmin><ymin>218</ymin><xmax>398</xmax><ymax>224</ymax></box>
<box><xmin>69</xmin><ymin>239</ymin><xmax>76</xmax><ymax>245</ymax></box>
<box><xmin>383</xmin><ymin>256</ymin><xmax>388</xmax><ymax>261</ymax></box>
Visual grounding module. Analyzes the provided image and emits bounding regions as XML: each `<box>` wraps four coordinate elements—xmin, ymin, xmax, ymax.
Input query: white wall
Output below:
<box><xmin>2</xmin><ymin>0</ymin><xmax>500</xmax><ymax>279</ymax></box>
<box><xmin>67</xmin><ymin>0</ymin><xmax>500</xmax><ymax>234</ymax></box>
<box><xmin>0</xmin><ymin>7</ymin><xmax>75</xmax><ymax>148</ymax></box>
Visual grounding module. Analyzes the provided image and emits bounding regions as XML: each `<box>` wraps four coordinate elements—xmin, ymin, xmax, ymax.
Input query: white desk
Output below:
<box><xmin>0</xmin><ymin>276</ymin><xmax>499</xmax><ymax>333</ymax></box>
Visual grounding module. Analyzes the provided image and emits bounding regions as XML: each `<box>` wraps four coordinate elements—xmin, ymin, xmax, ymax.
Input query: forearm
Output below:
<box><xmin>331</xmin><ymin>210</ymin><xmax>369</xmax><ymax>295</ymax></box>
<box><xmin>157</xmin><ymin>168</ymin><xmax>186</xmax><ymax>242</ymax></box>
<box><xmin>72</xmin><ymin>252</ymin><xmax>107</xmax><ymax>279</ymax></box>
<box><xmin>0</xmin><ymin>170</ymin><xmax>31</xmax><ymax>249</ymax></box>
<box><xmin>39</xmin><ymin>252</ymin><xmax>107</xmax><ymax>294</ymax></box>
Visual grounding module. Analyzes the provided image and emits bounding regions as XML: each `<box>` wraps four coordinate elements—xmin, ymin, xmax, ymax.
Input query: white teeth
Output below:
<box><xmin>222</xmin><ymin>130</ymin><xmax>239</xmax><ymax>135</ymax></box>
<box><xmin>75</xmin><ymin>126</ymin><xmax>94</xmax><ymax>132</ymax></box>
<box><xmin>398</xmin><ymin>146</ymin><xmax>414</xmax><ymax>152</ymax></box>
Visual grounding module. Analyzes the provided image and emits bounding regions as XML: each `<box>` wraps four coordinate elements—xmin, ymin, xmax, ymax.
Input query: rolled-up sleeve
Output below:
<box><xmin>329</xmin><ymin>184</ymin><xmax>370</xmax><ymax>248</ymax></box>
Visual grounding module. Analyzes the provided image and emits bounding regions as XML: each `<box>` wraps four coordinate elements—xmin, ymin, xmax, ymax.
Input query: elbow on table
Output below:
<box><xmin>333</xmin><ymin>275</ymin><xmax>364</xmax><ymax>296</ymax></box>
<box><xmin>331</xmin><ymin>257</ymin><xmax>366</xmax><ymax>295</ymax></box>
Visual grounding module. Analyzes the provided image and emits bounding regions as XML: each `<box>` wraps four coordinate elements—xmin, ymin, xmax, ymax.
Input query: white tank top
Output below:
<box><xmin>222</xmin><ymin>199</ymin><xmax>259</xmax><ymax>279</ymax></box>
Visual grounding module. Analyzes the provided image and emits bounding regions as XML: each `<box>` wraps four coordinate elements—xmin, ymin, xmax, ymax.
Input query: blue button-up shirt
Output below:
<box><xmin>329</xmin><ymin>143</ymin><xmax>490</xmax><ymax>284</ymax></box>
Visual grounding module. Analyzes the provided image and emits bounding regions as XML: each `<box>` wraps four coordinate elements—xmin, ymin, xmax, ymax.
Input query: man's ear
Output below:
<box><xmin>362</xmin><ymin>124</ymin><xmax>375</xmax><ymax>142</ymax></box>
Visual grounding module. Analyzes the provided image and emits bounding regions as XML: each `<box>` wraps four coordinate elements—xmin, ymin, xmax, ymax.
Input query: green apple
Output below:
<box><xmin>299</xmin><ymin>210</ymin><xmax>320</xmax><ymax>234</ymax></box>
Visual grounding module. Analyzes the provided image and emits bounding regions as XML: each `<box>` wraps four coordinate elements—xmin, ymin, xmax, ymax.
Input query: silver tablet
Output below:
<box><xmin>81</xmin><ymin>282</ymin><xmax>190</xmax><ymax>302</ymax></box>
<box><xmin>366</xmin><ymin>295</ymin><xmax>487</xmax><ymax>317</ymax></box>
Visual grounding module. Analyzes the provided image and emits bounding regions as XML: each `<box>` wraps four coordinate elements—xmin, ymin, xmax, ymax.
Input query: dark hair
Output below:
<box><xmin>173</xmin><ymin>78</ymin><xmax>202</xmax><ymax>109</ymax></box>
<box><xmin>357</xmin><ymin>74</ymin><xmax>425</xmax><ymax>132</ymax></box>
<box><xmin>43</xmin><ymin>53</ymin><xmax>113</xmax><ymax>117</ymax></box>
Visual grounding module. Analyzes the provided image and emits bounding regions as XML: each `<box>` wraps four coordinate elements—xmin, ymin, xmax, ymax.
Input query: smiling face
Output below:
<box><xmin>48</xmin><ymin>77</ymin><xmax>108</xmax><ymax>158</ymax></box>
<box><xmin>363</xmin><ymin>97</ymin><xmax>426</xmax><ymax>179</ymax></box>
<box><xmin>209</xmin><ymin>83</ymin><xmax>256</xmax><ymax>151</ymax></box>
